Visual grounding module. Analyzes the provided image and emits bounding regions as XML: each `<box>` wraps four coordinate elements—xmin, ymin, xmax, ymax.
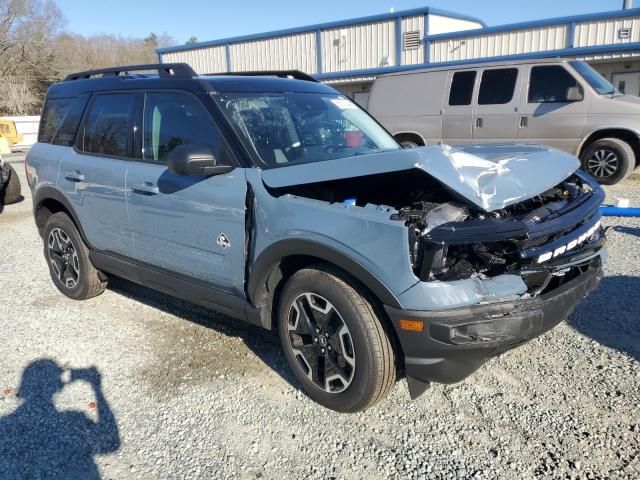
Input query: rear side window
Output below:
<box><xmin>143</xmin><ymin>92</ymin><xmax>222</xmax><ymax>163</ymax></box>
<box><xmin>52</xmin><ymin>95</ymin><xmax>89</xmax><ymax>147</ymax></box>
<box><xmin>478</xmin><ymin>68</ymin><xmax>518</xmax><ymax>105</ymax></box>
<box><xmin>448</xmin><ymin>71</ymin><xmax>476</xmax><ymax>106</ymax></box>
<box><xmin>528</xmin><ymin>66</ymin><xmax>581</xmax><ymax>103</ymax></box>
<box><xmin>38</xmin><ymin>98</ymin><xmax>72</xmax><ymax>143</ymax></box>
<box><xmin>82</xmin><ymin>94</ymin><xmax>136</xmax><ymax>158</ymax></box>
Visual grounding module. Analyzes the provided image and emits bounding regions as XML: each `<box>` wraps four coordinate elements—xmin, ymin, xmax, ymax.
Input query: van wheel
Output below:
<box><xmin>580</xmin><ymin>138</ymin><xmax>635</xmax><ymax>185</ymax></box>
<box><xmin>400</xmin><ymin>140</ymin><xmax>419</xmax><ymax>148</ymax></box>
<box><xmin>43</xmin><ymin>212</ymin><xmax>107</xmax><ymax>300</ymax></box>
<box><xmin>278</xmin><ymin>265</ymin><xmax>396</xmax><ymax>412</ymax></box>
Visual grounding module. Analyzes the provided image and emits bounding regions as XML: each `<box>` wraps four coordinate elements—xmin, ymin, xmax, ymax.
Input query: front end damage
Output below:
<box><xmin>258</xmin><ymin>145</ymin><xmax>606</xmax><ymax>398</ymax></box>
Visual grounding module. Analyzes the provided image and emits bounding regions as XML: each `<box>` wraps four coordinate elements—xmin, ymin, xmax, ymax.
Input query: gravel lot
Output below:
<box><xmin>0</xmin><ymin>153</ymin><xmax>638</xmax><ymax>479</ymax></box>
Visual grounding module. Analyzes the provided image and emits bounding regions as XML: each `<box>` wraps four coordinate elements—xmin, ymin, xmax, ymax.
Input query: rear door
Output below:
<box><xmin>517</xmin><ymin>64</ymin><xmax>589</xmax><ymax>153</ymax></box>
<box><xmin>125</xmin><ymin>90</ymin><xmax>247</xmax><ymax>297</ymax></box>
<box><xmin>58</xmin><ymin>92</ymin><xmax>138</xmax><ymax>256</ymax></box>
<box><xmin>442</xmin><ymin>70</ymin><xmax>477</xmax><ymax>145</ymax></box>
<box><xmin>472</xmin><ymin>67</ymin><xmax>522</xmax><ymax>143</ymax></box>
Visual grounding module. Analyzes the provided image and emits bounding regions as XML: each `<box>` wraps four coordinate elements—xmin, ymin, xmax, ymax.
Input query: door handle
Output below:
<box><xmin>519</xmin><ymin>116</ymin><xmax>528</xmax><ymax>128</ymax></box>
<box><xmin>131</xmin><ymin>182</ymin><xmax>159</xmax><ymax>195</ymax></box>
<box><xmin>475</xmin><ymin>118</ymin><xmax>483</xmax><ymax>128</ymax></box>
<box><xmin>64</xmin><ymin>170</ymin><xmax>84</xmax><ymax>182</ymax></box>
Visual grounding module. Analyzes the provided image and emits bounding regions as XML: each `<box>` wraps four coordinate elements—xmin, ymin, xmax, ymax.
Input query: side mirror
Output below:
<box><xmin>566</xmin><ymin>86</ymin><xmax>583</xmax><ymax>102</ymax></box>
<box><xmin>167</xmin><ymin>144</ymin><xmax>233</xmax><ymax>176</ymax></box>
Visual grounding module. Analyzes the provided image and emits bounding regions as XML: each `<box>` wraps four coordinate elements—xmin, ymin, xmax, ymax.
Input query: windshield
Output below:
<box><xmin>570</xmin><ymin>61</ymin><xmax>617</xmax><ymax>95</ymax></box>
<box><xmin>212</xmin><ymin>92</ymin><xmax>400</xmax><ymax>168</ymax></box>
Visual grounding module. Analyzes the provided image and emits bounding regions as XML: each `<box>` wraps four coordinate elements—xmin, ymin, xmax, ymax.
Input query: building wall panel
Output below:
<box><xmin>402</xmin><ymin>15</ymin><xmax>425</xmax><ymax>65</ymax></box>
<box><xmin>322</xmin><ymin>20</ymin><xmax>396</xmax><ymax>72</ymax></box>
<box><xmin>229</xmin><ymin>32</ymin><xmax>318</xmax><ymax>73</ymax></box>
<box><xmin>161</xmin><ymin>45</ymin><xmax>227</xmax><ymax>74</ymax></box>
<box><xmin>428</xmin><ymin>14</ymin><xmax>483</xmax><ymax>35</ymax></box>
<box><xmin>429</xmin><ymin>24</ymin><xmax>568</xmax><ymax>62</ymax></box>
<box><xmin>574</xmin><ymin>16</ymin><xmax>640</xmax><ymax>47</ymax></box>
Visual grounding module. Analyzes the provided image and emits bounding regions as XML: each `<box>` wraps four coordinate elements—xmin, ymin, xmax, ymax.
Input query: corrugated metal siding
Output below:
<box><xmin>402</xmin><ymin>15</ymin><xmax>425</xmax><ymax>65</ymax></box>
<box><xmin>230</xmin><ymin>32</ymin><xmax>318</xmax><ymax>73</ymax></box>
<box><xmin>321</xmin><ymin>20</ymin><xmax>396</xmax><ymax>72</ymax></box>
<box><xmin>161</xmin><ymin>45</ymin><xmax>227</xmax><ymax>74</ymax></box>
<box><xmin>430</xmin><ymin>24</ymin><xmax>568</xmax><ymax>62</ymax></box>
<box><xmin>574</xmin><ymin>16</ymin><xmax>640</xmax><ymax>46</ymax></box>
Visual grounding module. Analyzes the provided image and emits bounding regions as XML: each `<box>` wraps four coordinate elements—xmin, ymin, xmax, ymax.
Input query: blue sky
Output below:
<box><xmin>57</xmin><ymin>0</ymin><xmax>624</xmax><ymax>46</ymax></box>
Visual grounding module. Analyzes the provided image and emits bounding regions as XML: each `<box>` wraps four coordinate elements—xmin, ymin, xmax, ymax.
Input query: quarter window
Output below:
<box><xmin>528</xmin><ymin>66</ymin><xmax>581</xmax><ymax>103</ymax></box>
<box><xmin>38</xmin><ymin>98</ymin><xmax>72</xmax><ymax>143</ymax></box>
<box><xmin>143</xmin><ymin>92</ymin><xmax>222</xmax><ymax>163</ymax></box>
<box><xmin>478</xmin><ymin>68</ymin><xmax>518</xmax><ymax>105</ymax></box>
<box><xmin>83</xmin><ymin>94</ymin><xmax>136</xmax><ymax>157</ymax></box>
<box><xmin>448</xmin><ymin>71</ymin><xmax>476</xmax><ymax>106</ymax></box>
<box><xmin>52</xmin><ymin>95</ymin><xmax>89</xmax><ymax>147</ymax></box>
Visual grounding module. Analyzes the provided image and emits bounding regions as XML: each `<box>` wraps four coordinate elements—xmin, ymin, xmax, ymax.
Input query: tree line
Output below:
<box><xmin>0</xmin><ymin>0</ymin><xmax>177</xmax><ymax>115</ymax></box>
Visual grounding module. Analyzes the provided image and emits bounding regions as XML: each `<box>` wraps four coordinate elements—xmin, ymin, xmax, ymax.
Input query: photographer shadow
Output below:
<box><xmin>0</xmin><ymin>359</ymin><xmax>120</xmax><ymax>479</ymax></box>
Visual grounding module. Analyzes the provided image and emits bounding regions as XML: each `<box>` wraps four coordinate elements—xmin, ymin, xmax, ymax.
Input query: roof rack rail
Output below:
<box><xmin>206</xmin><ymin>70</ymin><xmax>318</xmax><ymax>83</ymax></box>
<box><xmin>64</xmin><ymin>63</ymin><xmax>197</xmax><ymax>81</ymax></box>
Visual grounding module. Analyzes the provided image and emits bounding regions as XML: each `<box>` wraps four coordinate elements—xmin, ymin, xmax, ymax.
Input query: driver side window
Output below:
<box><xmin>143</xmin><ymin>92</ymin><xmax>224</xmax><ymax>163</ymax></box>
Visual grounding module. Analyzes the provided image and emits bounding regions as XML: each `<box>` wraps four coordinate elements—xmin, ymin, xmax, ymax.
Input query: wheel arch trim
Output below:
<box><xmin>247</xmin><ymin>239</ymin><xmax>403</xmax><ymax>311</ymax></box>
<box><xmin>576</xmin><ymin>126</ymin><xmax>640</xmax><ymax>156</ymax></box>
<box><xmin>33</xmin><ymin>186</ymin><xmax>92</xmax><ymax>248</ymax></box>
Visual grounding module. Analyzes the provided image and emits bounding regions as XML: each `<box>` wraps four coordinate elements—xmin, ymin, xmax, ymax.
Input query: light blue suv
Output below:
<box><xmin>27</xmin><ymin>64</ymin><xmax>606</xmax><ymax>412</ymax></box>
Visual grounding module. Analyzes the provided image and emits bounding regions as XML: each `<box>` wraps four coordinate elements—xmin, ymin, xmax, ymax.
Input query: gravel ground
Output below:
<box><xmin>0</xmin><ymin>153</ymin><xmax>638</xmax><ymax>480</ymax></box>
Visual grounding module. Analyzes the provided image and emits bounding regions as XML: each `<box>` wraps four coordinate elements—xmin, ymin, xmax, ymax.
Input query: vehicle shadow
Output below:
<box><xmin>107</xmin><ymin>278</ymin><xmax>299</xmax><ymax>389</ymax></box>
<box><xmin>0</xmin><ymin>360</ymin><xmax>120</xmax><ymax>479</ymax></box>
<box><xmin>612</xmin><ymin>225</ymin><xmax>640</xmax><ymax>238</ymax></box>
<box><xmin>567</xmin><ymin>275</ymin><xmax>640</xmax><ymax>362</ymax></box>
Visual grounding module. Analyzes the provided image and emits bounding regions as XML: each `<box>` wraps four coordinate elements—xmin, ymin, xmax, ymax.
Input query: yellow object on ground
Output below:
<box><xmin>0</xmin><ymin>119</ymin><xmax>24</xmax><ymax>146</ymax></box>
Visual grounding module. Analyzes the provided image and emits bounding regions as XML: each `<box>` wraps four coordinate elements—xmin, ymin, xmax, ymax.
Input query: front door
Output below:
<box><xmin>517</xmin><ymin>64</ymin><xmax>589</xmax><ymax>154</ymax></box>
<box><xmin>125</xmin><ymin>91</ymin><xmax>247</xmax><ymax>297</ymax></box>
<box><xmin>472</xmin><ymin>67</ymin><xmax>522</xmax><ymax>144</ymax></box>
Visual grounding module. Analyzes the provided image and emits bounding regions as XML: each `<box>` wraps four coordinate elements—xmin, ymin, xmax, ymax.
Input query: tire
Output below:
<box><xmin>43</xmin><ymin>212</ymin><xmax>107</xmax><ymax>300</ymax></box>
<box><xmin>580</xmin><ymin>138</ymin><xmax>635</xmax><ymax>185</ymax></box>
<box><xmin>278</xmin><ymin>265</ymin><xmax>396</xmax><ymax>412</ymax></box>
<box><xmin>399</xmin><ymin>139</ymin><xmax>420</xmax><ymax>149</ymax></box>
<box><xmin>3</xmin><ymin>164</ymin><xmax>22</xmax><ymax>204</ymax></box>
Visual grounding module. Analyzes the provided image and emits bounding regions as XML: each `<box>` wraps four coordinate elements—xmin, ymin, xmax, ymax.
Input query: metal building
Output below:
<box><xmin>157</xmin><ymin>5</ymin><xmax>640</xmax><ymax>104</ymax></box>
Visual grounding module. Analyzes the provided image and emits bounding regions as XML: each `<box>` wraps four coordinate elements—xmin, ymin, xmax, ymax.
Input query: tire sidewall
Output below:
<box><xmin>581</xmin><ymin>139</ymin><xmax>633</xmax><ymax>185</ymax></box>
<box><xmin>278</xmin><ymin>269</ymin><xmax>381</xmax><ymax>412</ymax></box>
<box><xmin>400</xmin><ymin>140</ymin><xmax>419</xmax><ymax>149</ymax></box>
<box><xmin>43</xmin><ymin>214</ymin><xmax>91</xmax><ymax>300</ymax></box>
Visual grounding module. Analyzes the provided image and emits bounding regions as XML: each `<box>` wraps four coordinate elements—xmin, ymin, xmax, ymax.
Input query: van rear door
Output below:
<box><xmin>442</xmin><ymin>70</ymin><xmax>477</xmax><ymax>145</ymax></box>
<box><xmin>472</xmin><ymin>67</ymin><xmax>522</xmax><ymax>144</ymax></box>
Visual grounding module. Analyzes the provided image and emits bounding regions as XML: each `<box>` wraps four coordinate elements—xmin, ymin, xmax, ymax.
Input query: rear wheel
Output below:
<box><xmin>580</xmin><ymin>138</ymin><xmax>635</xmax><ymax>185</ymax></box>
<box><xmin>3</xmin><ymin>164</ymin><xmax>22</xmax><ymax>204</ymax></box>
<box><xmin>399</xmin><ymin>139</ymin><xmax>419</xmax><ymax>148</ymax></box>
<box><xmin>43</xmin><ymin>212</ymin><xmax>107</xmax><ymax>300</ymax></box>
<box><xmin>278</xmin><ymin>265</ymin><xmax>396</xmax><ymax>412</ymax></box>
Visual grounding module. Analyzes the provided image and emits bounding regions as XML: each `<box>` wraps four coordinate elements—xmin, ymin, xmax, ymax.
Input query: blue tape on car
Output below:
<box><xmin>600</xmin><ymin>205</ymin><xmax>640</xmax><ymax>217</ymax></box>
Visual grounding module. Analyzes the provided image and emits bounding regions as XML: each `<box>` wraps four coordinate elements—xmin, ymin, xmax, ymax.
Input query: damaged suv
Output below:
<box><xmin>27</xmin><ymin>64</ymin><xmax>606</xmax><ymax>412</ymax></box>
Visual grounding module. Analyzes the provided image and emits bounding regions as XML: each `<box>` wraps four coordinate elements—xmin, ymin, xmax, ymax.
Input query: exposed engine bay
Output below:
<box><xmin>269</xmin><ymin>168</ymin><xmax>605</xmax><ymax>297</ymax></box>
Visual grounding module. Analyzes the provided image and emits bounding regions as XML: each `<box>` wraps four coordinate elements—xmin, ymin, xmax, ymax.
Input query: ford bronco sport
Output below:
<box><xmin>26</xmin><ymin>64</ymin><xmax>606</xmax><ymax>412</ymax></box>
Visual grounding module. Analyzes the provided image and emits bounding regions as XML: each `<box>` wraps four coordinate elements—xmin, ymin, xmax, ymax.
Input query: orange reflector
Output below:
<box><xmin>399</xmin><ymin>319</ymin><xmax>424</xmax><ymax>332</ymax></box>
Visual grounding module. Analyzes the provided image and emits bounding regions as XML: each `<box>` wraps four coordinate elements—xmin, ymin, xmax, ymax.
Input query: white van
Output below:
<box><xmin>368</xmin><ymin>58</ymin><xmax>640</xmax><ymax>184</ymax></box>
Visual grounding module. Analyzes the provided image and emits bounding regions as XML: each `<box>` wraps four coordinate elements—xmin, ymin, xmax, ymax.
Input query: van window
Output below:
<box><xmin>143</xmin><ymin>92</ymin><xmax>222</xmax><ymax>163</ymax></box>
<box><xmin>83</xmin><ymin>94</ymin><xmax>136</xmax><ymax>158</ymax></box>
<box><xmin>52</xmin><ymin>95</ymin><xmax>89</xmax><ymax>147</ymax></box>
<box><xmin>478</xmin><ymin>68</ymin><xmax>518</xmax><ymax>105</ymax></box>
<box><xmin>448</xmin><ymin>71</ymin><xmax>476</xmax><ymax>106</ymax></box>
<box><xmin>38</xmin><ymin>98</ymin><xmax>72</xmax><ymax>143</ymax></box>
<box><xmin>528</xmin><ymin>66</ymin><xmax>581</xmax><ymax>103</ymax></box>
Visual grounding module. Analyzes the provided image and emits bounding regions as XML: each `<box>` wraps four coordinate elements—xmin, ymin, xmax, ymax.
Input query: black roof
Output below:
<box><xmin>47</xmin><ymin>63</ymin><xmax>337</xmax><ymax>98</ymax></box>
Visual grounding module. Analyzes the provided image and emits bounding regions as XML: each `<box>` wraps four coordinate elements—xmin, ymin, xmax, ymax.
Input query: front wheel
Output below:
<box><xmin>580</xmin><ymin>138</ymin><xmax>635</xmax><ymax>185</ymax></box>
<box><xmin>278</xmin><ymin>265</ymin><xmax>396</xmax><ymax>412</ymax></box>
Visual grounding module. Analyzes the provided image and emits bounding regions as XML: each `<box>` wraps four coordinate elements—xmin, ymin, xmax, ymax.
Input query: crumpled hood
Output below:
<box><xmin>261</xmin><ymin>144</ymin><xmax>580</xmax><ymax>212</ymax></box>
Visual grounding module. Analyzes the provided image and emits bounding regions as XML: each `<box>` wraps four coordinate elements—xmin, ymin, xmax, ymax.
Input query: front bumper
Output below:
<box><xmin>385</xmin><ymin>258</ymin><xmax>603</xmax><ymax>398</ymax></box>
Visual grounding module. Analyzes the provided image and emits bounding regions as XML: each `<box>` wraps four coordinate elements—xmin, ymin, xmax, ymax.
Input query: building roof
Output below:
<box><xmin>157</xmin><ymin>6</ymin><xmax>486</xmax><ymax>55</ymax></box>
